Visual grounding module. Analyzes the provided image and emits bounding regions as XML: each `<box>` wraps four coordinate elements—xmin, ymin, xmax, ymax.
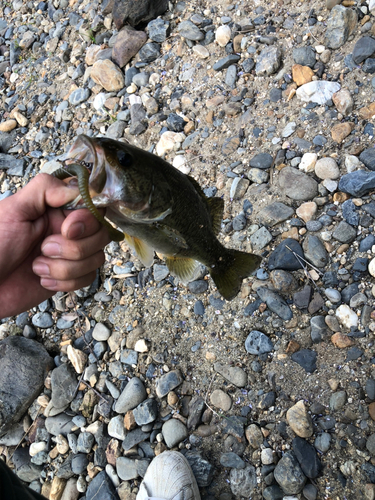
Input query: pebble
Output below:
<box><xmin>214</xmin><ymin>363</ymin><xmax>247</xmax><ymax>387</ymax></box>
<box><xmin>296</xmin><ymin>81</ymin><xmax>341</xmax><ymax>105</ymax></box>
<box><xmin>162</xmin><ymin>419</ymin><xmax>188</xmax><ymax>448</ymax></box>
<box><xmin>287</xmin><ymin>400</ymin><xmax>313</xmax><ymax>438</ymax></box>
<box><xmin>245</xmin><ymin>330</ymin><xmax>274</xmax><ymax>355</ymax></box>
<box><xmin>115</xmin><ymin>377</ymin><xmax>147</xmax><ymax>413</ymax></box>
<box><xmin>215</xmin><ymin>25</ymin><xmax>231</xmax><ymax>47</ymax></box>
<box><xmin>274</xmin><ymin>451</ymin><xmax>307</xmax><ymax>495</ymax></box>
<box><xmin>335</xmin><ymin>304</ymin><xmax>358</xmax><ymax>329</ymax></box>
<box><xmin>230</xmin><ymin>465</ymin><xmax>257</xmax><ymax>497</ymax></box>
<box><xmin>291</xmin><ymin>349</ymin><xmax>317</xmax><ymax>373</ymax></box>
<box><xmin>278</xmin><ymin>167</ymin><xmax>318</xmax><ymax>201</ymax></box>
<box><xmin>210</xmin><ymin>389</ymin><xmax>232</xmax><ymax>411</ymax></box>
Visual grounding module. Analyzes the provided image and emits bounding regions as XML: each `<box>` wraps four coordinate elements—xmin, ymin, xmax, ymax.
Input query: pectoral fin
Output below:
<box><xmin>165</xmin><ymin>256</ymin><xmax>199</xmax><ymax>283</ymax></box>
<box><xmin>125</xmin><ymin>234</ymin><xmax>154</xmax><ymax>267</ymax></box>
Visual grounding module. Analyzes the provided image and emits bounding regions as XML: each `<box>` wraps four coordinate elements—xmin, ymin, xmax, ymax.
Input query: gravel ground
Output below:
<box><xmin>2</xmin><ymin>0</ymin><xmax>375</xmax><ymax>499</ymax></box>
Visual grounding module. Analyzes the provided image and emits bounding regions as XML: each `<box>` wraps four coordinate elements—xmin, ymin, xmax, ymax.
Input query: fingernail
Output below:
<box><xmin>33</xmin><ymin>263</ymin><xmax>50</xmax><ymax>277</ymax></box>
<box><xmin>41</xmin><ymin>278</ymin><xmax>57</xmax><ymax>290</ymax></box>
<box><xmin>42</xmin><ymin>242</ymin><xmax>61</xmax><ymax>257</ymax></box>
<box><xmin>67</xmin><ymin>221</ymin><xmax>85</xmax><ymax>239</ymax></box>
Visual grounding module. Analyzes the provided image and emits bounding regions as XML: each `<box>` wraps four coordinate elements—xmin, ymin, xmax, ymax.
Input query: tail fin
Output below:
<box><xmin>209</xmin><ymin>249</ymin><xmax>262</xmax><ymax>301</ymax></box>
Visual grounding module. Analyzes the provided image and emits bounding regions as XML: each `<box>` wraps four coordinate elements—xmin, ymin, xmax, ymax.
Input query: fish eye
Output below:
<box><xmin>117</xmin><ymin>151</ymin><xmax>133</xmax><ymax>168</ymax></box>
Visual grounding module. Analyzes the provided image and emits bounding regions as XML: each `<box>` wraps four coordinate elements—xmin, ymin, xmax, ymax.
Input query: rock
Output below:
<box><xmin>342</xmin><ymin>200</ymin><xmax>359</xmax><ymax>226</ymax></box>
<box><xmin>296</xmin><ymin>202</ymin><xmax>317</xmax><ymax>222</ymax></box>
<box><xmin>112</xmin><ymin>0</ymin><xmax>168</xmax><ymax>30</ymax></box>
<box><xmin>287</xmin><ymin>400</ymin><xmax>313</xmax><ymax>438</ymax></box>
<box><xmin>292</xmin><ymin>437</ymin><xmax>322</xmax><ymax>479</ymax></box>
<box><xmin>315</xmin><ymin>432</ymin><xmax>331</xmax><ymax>453</ymax></box>
<box><xmin>45</xmin><ymin>414</ymin><xmax>74</xmax><ymax>437</ymax></box>
<box><xmin>352</xmin><ymin>36</ymin><xmax>375</xmax><ymax>65</ymax></box>
<box><xmin>324</xmin><ymin>5</ymin><xmax>358</xmax><ymax>49</ymax></box>
<box><xmin>115</xmin><ymin>377</ymin><xmax>147</xmax><ymax>413</ymax></box>
<box><xmin>220</xmin><ymin>452</ymin><xmax>245</xmax><ymax>469</ymax></box>
<box><xmin>230</xmin><ymin>177</ymin><xmax>250</xmax><ymax>200</ymax></box>
<box><xmin>249</xmin><ymin>152</ymin><xmax>273</xmax><ymax>169</ymax></box>
<box><xmin>332</xmin><ymin>221</ymin><xmax>357</xmax><ymax>243</ymax></box>
<box><xmin>331</xmin><ymin>332</ymin><xmax>355</xmax><ymax>348</ymax></box>
<box><xmin>147</xmin><ymin>18</ymin><xmax>169</xmax><ymax>43</ymax></box>
<box><xmin>315</xmin><ymin>157</ymin><xmax>340</xmax><ymax>179</ymax></box>
<box><xmin>332</xmin><ymin>89</ymin><xmax>354</xmax><ymax>115</ymax></box>
<box><xmin>162</xmin><ymin>419</ymin><xmax>188</xmax><ymax>448</ymax></box>
<box><xmin>51</xmin><ymin>363</ymin><xmax>77</xmax><ymax>409</ymax></box>
<box><xmin>67</xmin><ymin>345</ymin><xmax>87</xmax><ymax>374</ymax></box>
<box><xmin>274</xmin><ymin>451</ymin><xmax>307</xmax><ymax>495</ymax></box>
<box><xmin>302</xmin><ymin>235</ymin><xmax>328</xmax><ymax>268</ymax></box>
<box><xmin>133</xmin><ymin>398</ymin><xmax>158</xmax><ymax>426</ymax></box>
<box><xmin>0</xmin><ymin>120</ymin><xmax>17</xmax><ymax>132</ymax></box>
<box><xmin>156</xmin><ymin>370</ymin><xmax>183</xmax><ymax>398</ymax></box>
<box><xmin>112</xmin><ymin>27</ymin><xmax>147</xmax><ymax>68</ymax></box>
<box><xmin>182</xmin><ymin>451</ymin><xmax>214</xmax><ymax>487</ymax></box>
<box><xmin>245</xmin><ymin>330</ymin><xmax>274</xmax><ymax>355</ymax></box>
<box><xmin>213</xmin><ymin>55</ymin><xmax>240</xmax><ymax>71</ymax></box>
<box><xmin>369</xmin><ymin>258</ymin><xmax>375</xmax><ymax>277</ymax></box>
<box><xmin>268</xmin><ymin>239</ymin><xmax>304</xmax><ymax>271</ymax></box>
<box><xmin>299</xmin><ymin>153</ymin><xmax>317</xmax><ymax>173</ymax></box>
<box><xmin>230</xmin><ymin>465</ymin><xmax>257</xmax><ymax>497</ymax></box>
<box><xmin>214</xmin><ymin>363</ymin><xmax>247</xmax><ymax>387</ymax></box>
<box><xmin>90</xmin><ymin>59</ymin><xmax>125</xmax><ymax>91</ymax></box>
<box><xmin>292</xmin><ymin>64</ymin><xmax>314</xmax><ymax>86</ymax></box>
<box><xmin>250</xmin><ymin>226</ymin><xmax>272</xmax><ymax>250</ymax></box>
<box><xmin>335</xmin><ymin>304</ymin><xmax>358</xmax><ymax>329</ymax></box>
<box><xmin>278</xmin><ymin>167</ymin><xmax>318</xmax><ymax>201</ymax></box>
<box><xmin>296</xmin><ymin>81</ymin><xmax>341</xmax><ymax>105</ymax></box>
<box><xmin>177</xmin><ymin>20</ymin><xmax>204</xmax><ymax>41</ymax></box>
<box><xmin>291</xmin><ymin>349</ymin><xmax>317</xmax><ymax>373</ymax></box>
<box><xmin>245</xmin><ymin>424</ymin><xmax>263</xmax><ymax>448</ymax></box>
<box><xmin>258</xmin><ymin>202</ymin><xmax>294</xmax><ymax>226</ymax></box>
<box><xmin>331</xmin><ymin>122</ymin><xmax>354</xmax><ymax>143</ymax></box>
<box><xmin>257</xmin><ymin>287</ymin><xmax>293</xmax><ymax>320</ymax></box>
<box><xmin>210</xmin><ymin>389</ymin><xmax>232</xmax><ymax>411</ymax></box>
<box><xmin>359</xmin><ymin>148</ymin><xmax>375</xmax><ymax>171</ymax></box>
<box><xmin>330</xmin><ymin>390</ymin><xmax>347</xmax><ymax>411</ymax></box>
<box><xmin>293</xmin><ymin>47</ymin><xmax>316</xmax><ymax>68</ymax></box>
<box><xmin>92</xmin><ymin>323</ymin><xmax>111</xmax><ymax>341</ymax></box>
<box><xmin>216</xmin><ymin>25</ymin><xmax>231</xmax><ymax>47</ymax></box>
<box><xmin>0</xmin><ymin>337</ymin><xmax>53</xmax><ymax>435</ymax></box>
<box><xmin>255</xmin><ymin>46</ymin><xmax>282</xmax><ymax>76</ymax></box>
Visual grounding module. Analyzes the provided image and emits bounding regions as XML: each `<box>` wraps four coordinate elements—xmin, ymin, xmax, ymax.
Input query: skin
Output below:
<box><xmin>0</xmin><ymin>174</ymin><xmax>111</xmax><ymax>319</ymax></box>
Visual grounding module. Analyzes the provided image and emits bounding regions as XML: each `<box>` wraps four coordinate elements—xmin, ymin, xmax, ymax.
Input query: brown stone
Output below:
<box><xmin>124</xmin><ymin>411</ymin><xmax>137</xmax><ymax>430</ymax></box>
<box><xmin>206</xmin><ymin>95</ymin><xmax>225</xmax><ymax>108</ymax></box>
<box><xmin>154</xmin><ymin>442</ymin><xmax>167</xmax><ymax>455</ymax></box>
<box><xmin>206</xmin><ymin>110</ymin><xmax>214</xmax><ymax>123</ymax></box>
<box><xmin>286</xmin><ymin>400</ymin><xmax>313</xmax><ymax>438</ymax></box>
<box><xmin>167</xmin><ymin>391</ymin><xmax>179</xmax><ymax>406</ymax></box>
<box><xmin>286</xmin><ymin>340</ymin><xmax>300</xmax><ymax>354</ymax></box>
<box><xmin>112</xmin><ymin>27</ymin><xmax>147</xmax><ymax>68</ymax></box>
<box><xmin>332</xmin><ymin>89</ymin><xmax>354</xmax><ymax>116</ymax></box>
<box><xmin>106</xmin><ymin>438</ymin><xmax>121</xmax><ymax>466</ymax></box>
<box><xmin>331</xmin><ymin>332</ymin><xmax>355</xmax><ymax>348</ymax></box>
<box><xmin>369</xmin><ymin>402</ymin><xmax>375</xmax><ymax>421</ymax></box>
<box><xmin>292</xmin><ymin>64</ymin><xmax>314</xmax><ymax>86</ymax></box>
<box><xmin>364</xmin><ymin>483</ymin><xmax>375</xmax><ymax>500</ymax></box>
<box><xmin>0</xmin><ymin>119</ymin><xmax>17</xmax><ymax>132</ymax></box>
<box><xmin>337</xmin><ymin>244</ymin><xmax>349</xmax><ymax>254</ymax></box>
<box><xmin>359</xmin><ymin>102</ymin><xmax>375</xmax><ymax>120</ymax></box>
<box><xmin>90</xmin><ymin>59</ymin><xmax>125</xmax><ymax>91</ymax></box>
<box><xmin>331</xmin><ymin>122</ymin><xmax>354</xmax><ymax>143</ymax></box>
<box><xmin>184</xmin><ymin>121</ymin><xmax>195</xmax><ymax>134</ymax></box>
<box><xmin>50</xmin><ymin>476</ymin><xmax>66</xmax><ymax>500</ymax></box>
<box><xmin>333</xmin><ymin>192</ymin><xmax>350</xmax><ymax>203</ymax></box>
<box><xmin>233</xmin><ymin>34</ymin><xmax>244</xmax><ymax>52</ymax></box>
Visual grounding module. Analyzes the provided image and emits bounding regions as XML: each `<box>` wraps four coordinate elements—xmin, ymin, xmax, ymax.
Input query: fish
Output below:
<box><xmin>54</xmin><ymin>134</ymin><xmax>261</xmax><ymax>300</ymax></box>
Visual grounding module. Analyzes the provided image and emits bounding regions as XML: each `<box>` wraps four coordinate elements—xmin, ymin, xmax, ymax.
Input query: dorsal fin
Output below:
<box><xmin>186</xmin><ymin>175</ymin><xmax>224</xmax><ymax>234</ymax></box>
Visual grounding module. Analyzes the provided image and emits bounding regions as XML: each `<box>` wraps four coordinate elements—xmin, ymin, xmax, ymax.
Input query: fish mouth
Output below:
<box><xmin>63</xmin><ymin>135</ymin><xmax>111</xmax><ymax>209</ymax></box>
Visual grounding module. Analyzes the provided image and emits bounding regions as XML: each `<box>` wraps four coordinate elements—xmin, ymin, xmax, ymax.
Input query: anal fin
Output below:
<box><xmin>165</xmin><ymin>256</ymin><xmax>199</xmax><ymax>284</ymax></box>
<box><xmin>124</xmin><ymin>234</ymin><xmax>154</xmax><ymax>267</ymax></box>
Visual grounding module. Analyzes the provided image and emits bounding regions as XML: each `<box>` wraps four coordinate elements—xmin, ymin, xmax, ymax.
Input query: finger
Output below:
<box><xmin>33</xmin><ymin>250</ymin><xmax>105</xmax><ymax>281</ymax></box>
<box><xmin>4</xmin><ymin>174</ymin><xmax>80</xmax><ymax>222</ymax></box>
<box><xmin>39</xmin><ymin>270</ymin><xmax>98</xmax><ymax>292</ymax></box>
<box><xmin>40</xmin><ymin>226</ymin><xmax>111</xmax><ymax>260</ymax></box>
<box><xmin>61</xmin><ymin>207</ymin><xmax>107</xmax><ymax>240</ymax></box>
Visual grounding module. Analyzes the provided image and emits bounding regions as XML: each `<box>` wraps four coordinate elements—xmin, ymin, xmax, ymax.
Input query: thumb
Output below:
<box><xmin>5</xmin><ymin>173</ymin><xmax>80</xmax><ymax>221</ymax></box>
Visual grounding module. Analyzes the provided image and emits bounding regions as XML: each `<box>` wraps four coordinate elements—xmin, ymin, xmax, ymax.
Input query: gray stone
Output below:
<box><xmin>329</xmin><ymin>390</ymin><xmax>347</xmax><ymax>411</ymax></box>
<box><xmin>249</xmin><ymin>152</ymin><xmax>273</xmax><ymax>169</ymax></box>
<box><xmin>257</xmin><ymin>287</ymin><xmax>293</xmax><ymax>320</ymax></box>
<box><xmin>250</xmin><ymin>226</ymin><xmax>272</xmax><ymax>250</ymax></box>
<box><xmin>177</xmin><ymin>20</ymin><xmax>204</xmax><ymax>41</ymax></box>
<box><xmin>325</xmin><ymin>5</ymin><xmax>358</xmax><ymax>49</ymax></box>
<box><xmin>302</xmin><ymin>235</ymin><xmax>328</xmax><ymax>268</ymax></box>
<box><xmin>256</xmin><ymin>45</ymin><xmax>282</xmax><ymax>76</ymax></box>
<box><xmin>291</xmin><ymin>349</ymin><xmax>317</xmax><ymax>373</ymax></box>
<box><xmin>51</xmin><ymin>363</ymin><xmax>77</xmax><ymax>409</ymax></box>
<box><xmin>138</xmin><ymin>42</ymin><xmax>160</xmax><ymax>63</ymax></box>
<box><xmin>0</xmin><ymin>337</ymin><xmax>53</xmax><ymax>435</ymax></box>
<box><xmin>71</xmin><ymin>453</ymin><xmax>89</xmax><ymax>474</ymax></box>
<box><xmin>314</xmin><ymin>432</ymin><xmax>331</xmax><ymax>453</ymax></box>
<box><xmin>133</xmin><ymin>398</ymin><xmax>158</xmax><ymax>426</ymax></box>
<box><xmin>279</xmin><ymin>167</ymin><xmax>318</xmax><ymax>201</ymax></box>
<box><xmin>45</xmin><ymin>414</ymin><xmax>74</xmax><ymax>437</ymax></box>
<box><xmin>162</xmin><ymin>419</ymin><xmax>188</xmax><ymax>448</ymax></box>
<box><xmin>69</xmin><ymin>88</ymin><xmax>90</xmax><ymax>106</ymax></box>
<box><xmin>332</xmin><ymin>221</ymin><xmax>357</xmax><ymax>243</ymax></box>
<box><xmin>115</xmin><ymin>377</ymin><xmax>147</xmax><ymax>414</ymax></box>
<box><xmin>230</xmin><ymin>465</ymin><xmax>257</xmax><ymax>497</ymax></box>
<box><xmin>258</xmin><ymin>202</ymin><xmax>294</xmax><ymax>227</ymax></box>
<box><xmin>147</xmin><ymin>18</ymin><xmax>169</xmax><ymax>42</ymax></box>
<box><xmin>268</xmin><ymin>238</ymin><xmax>304</xmax><ymax>271</ymax></box>
<box><xmin>352</xmin><ymin>35</ymin><xmax>375</xmax><ymax>65</ymax></box>
<box><xmin>156</xmin><ymin>370</ymin><xmax>183</xmax><ymax>398</ymax></box>
<box><xmin>245</xmin><ymin>330</ymin><xmax>274</xmax><ymax>355</ymax></box>
<box><xmin>32</xmin><ymin>312</ymin><xmax>53</xmax><ymax>328</ymax></box>
<box><xmin>339</xmin><ymin>171</ymin><xmax>375</xmax><ymax>197</ymax></box>
<box><xmin>359</xmin><ymin>148</ymin><xmax>375</xmax><ymax>171</ymax></box>
<box><xmin>182</xmin><ymin>451</ymin><xmax>215</xmax><ymax>487</ymax></box>
<box><xmin>213</xmin><ymin>54</ymin><xmax>240</xmax><ymax>71</ymax></box>
<box><xmin>108</xmin><ymin>415</ymin><xmax>126</xmax><ymax>440</ymax></box>
<box><xmin>86</xmin><ymin>470</ymin><xmax>119</xmax><ymax>500</ymax></box>
<box><xmin>214</xmin><ymin>363</ymin><xmax>247</xmax><ymax>387</ymax></box>
<box><xmin>274</xmin><ymin>451</ymin><xmax>307</xmax><ymax>494</ymax></box>
<box><xmin>220</xmin><ymin>452</ymin><xmax>245</xmax><ymax>469</ymax></box>
<box><xmin>122</xmin><ymin>428</ymin><xmax>150</xmax><ymax>451</ymax></box>
<box><xmin>293</xmin><ymin>47</ymin><xmax>316</xmax><ymax>68</ymax></box>
<box><xmin>77</xmin><ymin>432</ymin><xmax>95</xmax><ymax>453</ymax></box>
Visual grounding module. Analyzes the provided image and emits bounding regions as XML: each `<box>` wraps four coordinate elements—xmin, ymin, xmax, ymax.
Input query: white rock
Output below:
<box><xmin>193</xmin><ymin>45</ymin><xmax>209</xmax><ymax>58</ymax></box>
<box><xmin>215</xmin><ymin>25</ymin><xmax>231</xmax><ymax>47</ymax></box>
<box><xmin>105</xmin><ymin>464</ymin><xmax>120</xmax><ymax>488</ymax></box>
<box><xmin>336</xmin><ymin>304</ymin><xmax>358</xmax><ymax>329</ymax></box>
<box><xmin>281</xmin><ymin>121</ymin><xmax>296</xmax><ymax>138</ymax></box>
<box><xmin>149</xmin><ymin>73</ymin><xmax>160</xmax><ymax>86</ymax></box>
<box><xmin>67</xmin><ymin>345</ymin><xmax>87</xmax><ymax>374</ymax></box>
<box><xmin>108</xmin><ymin>415</ymin><xmax>126</xmax><ymax>440</ymax></box>
<box><xmin>299</xmin><ymin>152</ymin><xmax>317</xmax><ymax>173</ymax></box>
<box><xmin>173</xmin><ymin>155</ymin><xmax>191</xmax><ymax>174</ymax></box>
<box><xmin>30</xmin><ymin>441</ymin><xmax>47</xmax><ymax>456</ymax></box>
<box><xmin>370</xmin><ymin>0</ymin><xmax>375</xmax><ymax>13</ymax></box>
<box><xmin>296</xmin><ymin>81</ymin><xmax>341</xmax><ymax>105</ymax></box>
<box><xmin>345</xmin><ymin>155</ymin><xmax>360</xmax><ymax>172</ymax></box>
<box><xmin>92</xmin><ymin>322</ymin><xmax>111</xmax><ymax>341</ymax></box>
<box><xmin>322</xmin><ymin>179</ymin><xmax>338</xmax><ymax>192</ymax></box>
<box><xmin>261</xmin><ymin>448</ymin><xmax>274</xmax><ymax>465</ymax></box>
<box><xmin>369</xmin><ymin>257</ymin><xmax>375</xmax><ymax>277</ymax></box>
<box><xmin>315</xmin><ymin>45</ymin><xmax>325</xmax><ymax>53</ymax></box>
<box><xmin>40</xmin><ymin>160</ymin><xmax>63</xmax><ymax>174</ymax></box>
<box><xmin>315</xmin><ymin>157</ymin><xmax>340</xmax><ymax>179</ymax></box>
<box><xmin>134</xmin><ymin>339</ymin><xmax>148</xmax><ymax>352</ymax></box>
<box><xmin>156</xmin><ymin>131</ymin><xmax>184</xmax><ymax>156</ymax></box>
<box><xmin>93</xmin><ymin>92</ymin><xmax>107</xmax><ymax>111</ymax></box>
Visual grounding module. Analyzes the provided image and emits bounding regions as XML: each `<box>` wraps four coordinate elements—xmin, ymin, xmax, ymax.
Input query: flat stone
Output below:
<box><xmin>293</xmin><ymin>47</ymin><xmax>316</xmax><ymax>68</ymax></box>
<box><xmin>296</xmin><ymin>81</ymin><xmax>341</xmax><ymax>105</ymax></box>
<box><xmin>292</xmin><ymin>437</ymin><xmax>322</xmax><ymax>479</ymax></box>
<box><xmin>90</xmin><ymin>59</ymin><xmax>125</xmax><ymax>91</ymax></box>
<box><xmin>214</xmin><ymin>363</ymin><xmax>247</xmax><ymax>387</ymax></box>
<box><xmin>292</xmin><ymin>64</ymin><xmax>314</xmax><ymax>86</ymax></box>
<box><xmin>352</xmin><ymin>35</ymin><xmax>375</xmax><ymax>65</ymax></box>
<box><xmin>156</xmin><ymin>370</ymin><xmax>183</xmax><ymax>398</ymax></box>
<box><xmin>291</xmin><ymin>349</ymin><xmax>317</xmax><ymax>373</ymax></box>
<box><xmin>51</xmin><ymin>363</ymin><xmax>77</xmax><ymax>409</ymax></box>
<box><xmin>268</xmin><ymin>239</ymin><xmax>304</xmax><ymax>271</ymax></box>
<box><xmin>112</xmin><ymin>27</ymin><xmax>147</xmax><ymax>68</ymax></box>
<box><xmin>115</xmin><ymin>377</ymin><xmax>147</xmax><ymax>413</ymax></box>
<box><xmin>257</xmin><ymin>287</ymin><xmax>293</xmax><ymax>320</ymax></box>
<box><xmin>258</xmin><ymin>202</ymin><xmax>294</xmax><ymax>227</ymax></box>
<box><xmin>256</xmin><ymin>45</ymin><xmax>282</xmax><ymax>76</ymax></box>
<box><xmin>279</xmin><ymin>167</ymin><xmax>318</xmax><ymax>201</ymax></box>
<box><xmin>325</xmin><ymin>5</ymin><xmax>358</xmax><ymax>49</ymax></box>
<box><xmin>339</xmin><ymin>171</ymin><xmax>375</xmax><ymax>197</ymax></box>
<box><xmin>302</xmin><ymin>235</ymin><xmax>328</xmax><ymax>268</ymax></box>
<box><xmin>245</xmin><ymin>330</ymin><xmax>274</xmax><ymax>355</ymax></box>
<box><xmin>210</xmin><ymin>389</ymin><xmax>232</xmax><ymax>411</ymax></box>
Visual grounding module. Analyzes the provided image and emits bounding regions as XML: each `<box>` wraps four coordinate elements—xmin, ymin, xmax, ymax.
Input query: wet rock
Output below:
<box><xmin>0</xmin><ymin>337</ymin><xmax>53</xmax><ymax>435</ymax></box>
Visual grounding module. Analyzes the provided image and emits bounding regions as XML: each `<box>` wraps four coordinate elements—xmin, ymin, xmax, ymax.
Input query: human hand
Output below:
<box><xmin>0</xmin><ymin>173</ymin><xmax>111</xmax><ymax>319</ymax></box>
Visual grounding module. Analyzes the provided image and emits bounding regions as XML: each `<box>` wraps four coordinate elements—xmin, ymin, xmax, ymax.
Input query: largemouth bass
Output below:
<box><xmin>54</xmin><ymin>135</ymin><xmax>261</xmax><ymax>300</ymax></box>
